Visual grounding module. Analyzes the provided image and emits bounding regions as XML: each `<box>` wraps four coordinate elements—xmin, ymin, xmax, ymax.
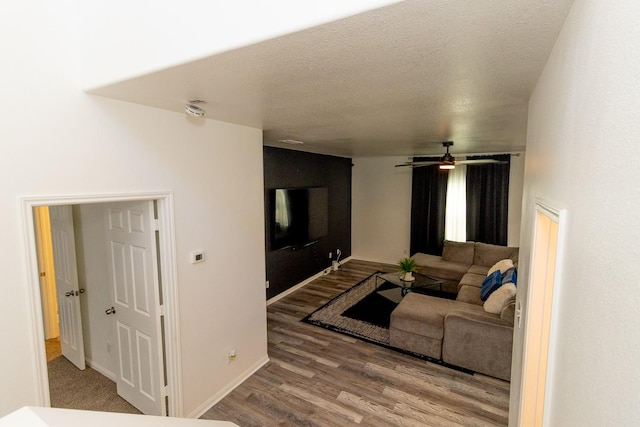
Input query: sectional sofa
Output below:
<box><xmin>389</xmin><ymin>240</ymin><xmax>519</xmax><ymax>380</ymax></box>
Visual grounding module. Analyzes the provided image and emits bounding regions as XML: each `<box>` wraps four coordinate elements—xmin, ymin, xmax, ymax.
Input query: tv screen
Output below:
<box><xmin>270</xmin><ymin>187</ymin><xmax>328</xmax><ymax>250</ymax></box>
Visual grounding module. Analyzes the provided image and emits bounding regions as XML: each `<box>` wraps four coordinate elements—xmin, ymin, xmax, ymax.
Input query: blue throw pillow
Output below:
<box><xmin>502</xmin><ymin>267</ymin><xmax>517</xmax><ymax>286</ymax></box>
<box><xmin>481</xmin><ymin>269</ymin><xmax>503</xmax><ymax>301</ymax></box>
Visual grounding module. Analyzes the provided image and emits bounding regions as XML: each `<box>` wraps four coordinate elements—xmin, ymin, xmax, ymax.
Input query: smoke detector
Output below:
<box><xmin>185</xmin><ymin>99</ymin><xmax>206</xmax><ymax>118</ymax></box>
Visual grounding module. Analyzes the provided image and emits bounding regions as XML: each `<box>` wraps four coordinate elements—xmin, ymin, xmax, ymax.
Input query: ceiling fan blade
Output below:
<box><xmin>394</xmin><ymin>160</ymin><xmax>440</xmax><ymax>168</ymax></box>
<box><xmin>456</xmin><ymin>159</ymin><xmax>508</xmax><ymax>165</ymax></box>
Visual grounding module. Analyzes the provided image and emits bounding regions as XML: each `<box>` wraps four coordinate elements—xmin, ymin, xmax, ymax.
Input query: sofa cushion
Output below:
<box><xmin>458</xmin><ymin>273</ymin><xmax>485</xmax><ymax>292</ymax></box>
<box><xmin>467</xmin><ymin>265</ymin><xmax>490</xmax><ymax>276</ymax></box>
<box><xmin>441</xmin><ymin>240</ymin><xmax>474</xmax><ymax>265</ymax></box>
<box><xmin>456</xmin><ymin>285</ymin><xmax>483</xmax><ymax>306</ymax></box>
<box><xmin>443</xmin><ymin>311</ymin><xmax>514</xmax><ymax>381</ymax></box>
<box><xmin>487</xmin><ymin>259</ymin><xmax>514</xmax><ymax>276</ymax></box>
<box><xmin>390</xmin><ymin>293</ymin><xmax>483</xmax><ymax>339</ymax></box>
<box><xmin>480</xmin><ymin>270</ymin><xmax>503</xmax><ymax>301</ymax></box>
<box><xmin>502</xmin><ymin>267</ymin><xmax>518</xmax><ymax>285</ymax></box>
<box><xmin>484</xmin><ymin>283</ymin><xmax>517</xmax><ymax>314</ymax></box>
<box><xmin>473</xmin><ymin>242</ymin><xmax>518</xmax><ymax>267</ymax></box>
<box><xmin>412</xmin><ymin>253</ymin><xmax>470</xmax><ymax>281</ymax></box>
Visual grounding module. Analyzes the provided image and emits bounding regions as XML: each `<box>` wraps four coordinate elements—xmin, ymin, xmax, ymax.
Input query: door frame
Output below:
<box><xmin>21</xmin><ymin>191</ymin><xmax>183</xmax><ymax>417</ymax></box>
<box><xmin>515</xmin><ymin>198</ymin><xmax>566</xmax><ymax>426</ymax></box>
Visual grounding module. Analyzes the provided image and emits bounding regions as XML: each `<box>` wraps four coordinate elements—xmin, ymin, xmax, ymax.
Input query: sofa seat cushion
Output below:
<box><xmin>459</xmin><ymin>272</ymin><xmax>486</xmax><ymax>289</ymax></box>
<box><xmin>390</xmin><ymin>293</ymin><xmax>484</xmax><ymax>339</ymax></box>
<box><xmin>473</xmin><ymin>242</ymin><xmax>519</xmax><ymax>267</ymax></box>
<box><xmin>467</xmin><ymin>265</ymin><xmax>490</xmax><ymax>276</ymax></box>
<box><xmin>456</xmin><ymin>285</ymin><xmax>483</xmax><ymax>306</ymax></box>
<box><xmin>412</xmin><ymin>253</ymin><xmax>470</xmax><ymax>281</ymax></box>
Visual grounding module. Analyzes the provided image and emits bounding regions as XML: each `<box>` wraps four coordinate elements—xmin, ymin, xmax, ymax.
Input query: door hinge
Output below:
<box><xmin>159</xmin><ymin>305</ymin><xmax>165</xmax><ymax>316</ymax></box>
<box><xmin>154</xmin><ymin>218</ymin><xmax>160</xmax><ymax>231</ymax></box>
<box><xmin>40</xmin><ymin>271</ymin><xmax>46</xmax><ymax>277</ymax></box>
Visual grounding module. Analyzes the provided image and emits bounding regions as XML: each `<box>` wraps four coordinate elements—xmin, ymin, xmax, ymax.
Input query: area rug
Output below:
<box><xmin>302</xmin><ymin>272</ymin><xmax>466</xmax><ymax>370</ymax></box>
<box><xmin>302</xmin><ymin>272</ymin><xmax>397</xmax><ymax>345</ymax></box>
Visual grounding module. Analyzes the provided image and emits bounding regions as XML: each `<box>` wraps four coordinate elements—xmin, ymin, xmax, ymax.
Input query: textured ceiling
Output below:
<box><xmin>90</xmin><ymin>0</ymin><xmax>574</xmax><ymax>158</ymax></box>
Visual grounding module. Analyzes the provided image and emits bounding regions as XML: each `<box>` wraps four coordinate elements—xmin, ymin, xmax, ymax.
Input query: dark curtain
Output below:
<box><xmin>466</xmin><ymin>155</ymin><xmax>510</xmax><ymax>245</ymax></box>
<box><xmin>410</xmin><ymin>158</ymin><xmax>449</xmax><ymax>256</ymax></box>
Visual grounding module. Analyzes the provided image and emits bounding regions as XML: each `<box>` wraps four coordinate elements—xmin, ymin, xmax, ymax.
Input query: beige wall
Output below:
<box><xmin>510</xmin><ymin>0</ymin><xmax>640</xmax><ymax>424</ymax></box>
<box><xmin>0</xmin><ymin>3</ymin><xmax>268</xmax><ymax>417</ymax></box>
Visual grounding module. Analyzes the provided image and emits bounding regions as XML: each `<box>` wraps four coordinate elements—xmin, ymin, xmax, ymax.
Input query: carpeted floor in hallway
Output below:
<box><xmin>46</xmin><ymin>337</ymin><xmax>140</xmax><ymax>414</ymax></box>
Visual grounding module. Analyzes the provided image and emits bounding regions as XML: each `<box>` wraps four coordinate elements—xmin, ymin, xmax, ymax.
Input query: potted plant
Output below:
<box><xmin>397</xmin><ymin>257</ymin><xmax>417</xmax><ymax>282</ymax></box>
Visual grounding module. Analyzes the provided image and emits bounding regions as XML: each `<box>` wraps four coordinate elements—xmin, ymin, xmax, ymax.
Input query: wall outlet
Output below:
<box><xmin>336</xmin><ymin>249</ymin><xmax>342</xmax><ymax>257</ymax></box>
<box><xmin>266</xmin><ymin>280</ymin><xmax>270</xmax><ymax>289</ymax></box>
<box><xmin>329</xmin><ymin>252</ymin><xmax>332</xmax><ymax>259</ymax></box>
<box><xmin>190</xmin><ymin>250</ymin><xmax>205</xmax><ymax>264</ymax></box>
<box><xmin>106</xmin><ymin>342</ymin><xmax>112</xmax><ymax>354</ymax></box>
<box><xmin>228</xmin><ymin>349</ymin><xmax>236</xmax><ymax>363</ymax></box>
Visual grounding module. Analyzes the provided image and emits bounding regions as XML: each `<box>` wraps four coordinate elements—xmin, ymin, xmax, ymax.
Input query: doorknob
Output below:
<box><xmin>105</xmin><ymin>307</ymin><xmax>116</xmax><ymax>315</ymax></box>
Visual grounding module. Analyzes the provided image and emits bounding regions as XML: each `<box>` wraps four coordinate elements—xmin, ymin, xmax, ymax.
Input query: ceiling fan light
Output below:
<box><xmin>439</xmin><ymin>163</ymin><xmax>455</xmax><ymax>170</ymax></box>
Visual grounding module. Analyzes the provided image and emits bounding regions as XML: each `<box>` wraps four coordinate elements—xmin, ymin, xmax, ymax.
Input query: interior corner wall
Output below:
<box><xmin>509</xmin><ymin>1</ymin><xmax>640</xmax><ymax>425</ymax></box>
<box><xmin>263</xmin><ymin>147</ymin><xmax>352</xmax><ymax>299</ymax></box>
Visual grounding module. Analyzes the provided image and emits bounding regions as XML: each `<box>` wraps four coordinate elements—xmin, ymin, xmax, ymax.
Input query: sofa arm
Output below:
<box><xmin>442</xmin><ymin>311</ymin><xmax>514</xmax><ymax>381</ymax></box>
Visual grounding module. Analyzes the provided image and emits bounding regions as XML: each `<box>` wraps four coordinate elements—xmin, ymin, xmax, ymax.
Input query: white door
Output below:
<box><xmin>49</xmin><ymin>205</ymin><xmax>85</xmax><ymax>370</ymax></box>
<box><xmin>34</xmin><ymin>206</ymin><xmax>60</xmax><ymax>340</ymax></box>
<box><xmin>104</xmin><ymin>201</ymin><xmax>165</xmax><ymax>416</ymax></box>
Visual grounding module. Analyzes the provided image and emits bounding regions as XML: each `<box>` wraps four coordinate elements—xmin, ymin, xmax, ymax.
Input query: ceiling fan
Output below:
<box><xmin>395</xmin><ymin>141</ymin><xmax>508</xmax><ymax>170</ymax></box>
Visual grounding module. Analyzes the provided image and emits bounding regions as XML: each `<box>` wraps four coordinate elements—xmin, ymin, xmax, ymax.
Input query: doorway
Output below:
<box><xmin>517</xmin><ymin>199</ymin><xmax>564</xmax><ymax>426</ymax></box>
<box><xmin>22</xmin><ymin>192</ymin><xmax>183</xmax><ymax>417</ymax></box>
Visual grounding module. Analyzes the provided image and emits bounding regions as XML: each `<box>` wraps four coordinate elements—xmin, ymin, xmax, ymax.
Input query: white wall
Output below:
<box><xmin>507</xmin><ymin>152</ymin><xmax>525</xmax><ymax>247</ymax></box>
<box><xmin>0</xmin><ymin>2</ymin><xmax>267</xmax><ymax>418</ymax></box>
<box><xmin>510</xmin><ymin>1</ymin><xmax>640</xmax><ymax>425</ymax></box>
<box><xmin>352</xmin><ymin>157</ymin><xmax>413</xmax><ymax>263</ymax></box>
<box><xmin>352</xmin><ymin>155</ymin><xmax>525</xmax><ymax>264</ymax></box>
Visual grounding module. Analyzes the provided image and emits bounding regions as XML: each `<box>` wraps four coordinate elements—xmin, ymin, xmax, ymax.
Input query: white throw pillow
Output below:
<box><xmin>487</xmin><ymin>258</ymin><xmax>514</xmax><ymax>276</ymax></box>
<box><xmin>484</xmin><ymin>283</ymin><xmax>517</xmax><ymax>314</ymax></box>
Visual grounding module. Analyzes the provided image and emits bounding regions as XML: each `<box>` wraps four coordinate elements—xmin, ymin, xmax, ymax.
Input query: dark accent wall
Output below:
<box><xmin>264</xmin><ymin>146</ymin><xmax>352</xmax><ymax>299</ymax></box>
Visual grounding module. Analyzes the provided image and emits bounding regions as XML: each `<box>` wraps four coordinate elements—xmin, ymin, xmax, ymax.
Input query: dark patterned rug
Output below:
<box><xmin>302</xmin><ymin>272</ymin><xmax>456</xmax><ymax>351</ymax></box>
<box><xmin>302</xmin><ymin>272</ymin><xmax>397</xmax><ymax>346</ymax></box>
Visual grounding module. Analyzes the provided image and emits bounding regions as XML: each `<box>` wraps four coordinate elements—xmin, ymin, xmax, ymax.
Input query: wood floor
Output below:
<box><xmin>201</xmin><ymin>259</ymin><xmax>510</xmax><ymax>426</ymax></box>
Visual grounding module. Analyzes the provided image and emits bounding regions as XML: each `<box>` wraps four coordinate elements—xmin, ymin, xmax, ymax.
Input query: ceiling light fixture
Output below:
<box><xmin>278</xmin><ymin>139</ymin><xmax>305</xmax><ymax>145</ymax></box>
<box><xmin>438</xmin><ymin>141</ymin><xmax>455</xmax><ymax>170</ymax></box>
<box><xmin>439</xmin><ymin>162</ymin><xmax>455</xmax><ymax>170</ymax></box>
<box><xmin>184</xmin><ymin>99</ymin><xmax>206</xmax><ymax>118</ymax></box>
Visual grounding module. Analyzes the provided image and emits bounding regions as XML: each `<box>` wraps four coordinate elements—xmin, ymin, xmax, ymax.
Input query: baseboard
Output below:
<box><xmin>85</xmin><ymin>358</ymin><xmax>115</xmax><ymax>382</ymax></box>
<box><xmin>186</xmin><ymin>354</ymin><xmax>270</xmax><ymax>419</ymax></box>
<box><xmin>266</xmin><ymin>257</ymin><xmax>353</xmax><ymax>306</ymax></box>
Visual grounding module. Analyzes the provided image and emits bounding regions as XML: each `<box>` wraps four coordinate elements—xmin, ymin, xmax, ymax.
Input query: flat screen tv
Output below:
<box><xmin>269</xmin><ymin>187</ymin><xmax>328</xmax><ymax>250</ymax></box>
